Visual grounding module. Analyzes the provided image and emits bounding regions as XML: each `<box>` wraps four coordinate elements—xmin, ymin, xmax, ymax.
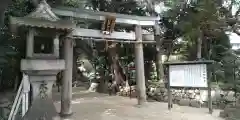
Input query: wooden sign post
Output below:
<box><xmin>164</xmin><ymin>61</ymin><xmax>214</xmax><ymax>114</ymax></box>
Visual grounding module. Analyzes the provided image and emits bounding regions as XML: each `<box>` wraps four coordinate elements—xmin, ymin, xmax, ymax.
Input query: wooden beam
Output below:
<box><xmin>52</xmin><ymin>7</ymin><xmax>159</xmax><ymax>26</ymax></box>
<box><xmin>69</xmin><ymin>28</ymin><xmax>135</xmax><ymax>40</ymax></box>
<box><xmin>68</xmin><ymin>28</ymin><xmax>155</xmax><ymax>41</ymax></box>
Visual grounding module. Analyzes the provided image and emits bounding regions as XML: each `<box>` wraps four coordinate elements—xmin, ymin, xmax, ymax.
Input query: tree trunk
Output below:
<box><xmin>93</xmin><ymin>59</ymin><xmax>107</xmax><ymax>93</ymax></box>
<box><xmin>72</xmin><ymin>48</ymin><xmax>78</xmax><ymax>87</ymax></box>
<box><xmin>155</xmin><ymin>24</ymin><xmax>165</xmax><ymax>87</ymax></box>
<box><xmin>156</xmin><ymin>50</ymin><xmax>165</xmax><ymax>85</ymax></box>
<box><xmin>144</xmin><ymin>61</ymin><xmax>151</xmax><ymax>87</ymax></box>
<box><xmin>144</xmin><ymin>0</ymin><xmax>165</xmax><ymax>88</ymax></box>
<box><xmin>13</xmin><ymin>75</ymin><xmax>19</xmax><ymax>91</ymax></box>
<box><xmin>0</xmin><ymin>0</ymin><xmax>12</xmax><ymax>27</ymax></box>
<box><xmin>107</xmin><ymin>42</ymin><xmax>126</xmax><ymax>94</ymax></box>
<box><xmin>197</xmin><ymin>32</ymin><xmax>203</xmax><ymax>60</ymax></box>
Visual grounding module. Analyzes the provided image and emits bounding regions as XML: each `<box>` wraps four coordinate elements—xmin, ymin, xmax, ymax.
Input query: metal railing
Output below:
<box><xmin>8</xmin><ymin>73</ymin><xmax>30</xmax><ymax>120</ymax></box>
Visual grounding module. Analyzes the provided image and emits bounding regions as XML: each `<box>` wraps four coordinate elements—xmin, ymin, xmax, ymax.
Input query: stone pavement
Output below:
<box><xmin>53</xmin><ymin>88</ymin><xmax>223</xmax><ymax>120</ymax></box>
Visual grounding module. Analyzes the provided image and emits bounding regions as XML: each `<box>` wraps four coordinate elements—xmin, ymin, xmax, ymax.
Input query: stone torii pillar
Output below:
<box><xmin>60</xmin><ymin>37</ymin><xmax>74</xmax><ymax>117</ymax></box>
<box><xmin>135</xmin><ymin>25</ymin><xmax>147</xmax><ymax>105</ymax></box>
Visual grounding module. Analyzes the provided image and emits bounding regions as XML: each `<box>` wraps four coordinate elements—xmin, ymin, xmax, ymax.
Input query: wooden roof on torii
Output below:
<box><xmin>9</xmin><ymin>0</ymin><xmax>161</xmax><ymax>42</ymax></box>
<box><xmin>52</xmin><ymin>6</ymin><xmax>159</xmax><ymax>26</ymax></box>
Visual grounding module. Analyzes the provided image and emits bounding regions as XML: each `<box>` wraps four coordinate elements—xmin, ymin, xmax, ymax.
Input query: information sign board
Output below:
<box><xmin>169</xmin><ymin>64</ymin><xmax>207</xmax><ymax>87</ymax></box>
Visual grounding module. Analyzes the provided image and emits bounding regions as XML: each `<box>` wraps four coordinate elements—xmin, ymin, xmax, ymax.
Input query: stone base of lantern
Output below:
<box><xmin>22</xmin><ymin>76</ymin><xmax>59</xmax><ymax>120</ymax></box>
<box><xmin>21</xmin><ymin>59</ymin><xmax>65</xmax><ymax>120</ymax></box>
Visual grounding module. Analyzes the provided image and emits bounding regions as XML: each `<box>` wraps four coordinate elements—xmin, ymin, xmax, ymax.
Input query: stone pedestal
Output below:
<box><xmin>21</xmin><ymin>59</ymin><xmax>65</xmax><ymax>120</ymax></box>
<box><xmin>23</xmin><ymin>79</ymin><xmax>57</xmax><ymax>120</ymax></box>
<box><xmin>29</xmin><ymin>76</ymin><xmax>55</xmax><ymax>100</ymax></box>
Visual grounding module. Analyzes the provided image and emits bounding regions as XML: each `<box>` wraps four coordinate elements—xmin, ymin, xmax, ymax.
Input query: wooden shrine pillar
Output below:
<box><xmin>60</xmin><ymin>37</ymin><xmax>74</xmax><ymax>117</ymax></box>
<box><xmin>135</xmin><ymin>25</ymin><xmax>147</xmax><ymax>105</ymax></box>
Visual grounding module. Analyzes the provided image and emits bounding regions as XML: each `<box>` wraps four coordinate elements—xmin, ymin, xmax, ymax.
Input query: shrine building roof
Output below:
<box><xmin>9</xmin><ymin>0</ymin><xmax>75</xmax><ymax>30</ymax></box>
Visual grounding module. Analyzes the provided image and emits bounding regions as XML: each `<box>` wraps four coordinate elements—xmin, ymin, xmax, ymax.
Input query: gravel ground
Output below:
<box><xmin>53</xmin><ymin>88</ymin><xmax>223</xmax><ymax>120</ymax></box>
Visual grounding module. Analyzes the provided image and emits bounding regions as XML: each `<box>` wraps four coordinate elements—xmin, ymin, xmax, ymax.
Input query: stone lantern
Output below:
<box><xmin>9</xmin><ymin>1</ymin><xmax>75</xmax><ymax>119</ymax></box>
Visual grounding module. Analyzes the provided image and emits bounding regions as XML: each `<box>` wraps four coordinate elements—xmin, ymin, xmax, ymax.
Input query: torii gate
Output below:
<box><xmin>9</xmin><ymin>1</ymin><xmax>160</xmax><ymax>119</ymax></box>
